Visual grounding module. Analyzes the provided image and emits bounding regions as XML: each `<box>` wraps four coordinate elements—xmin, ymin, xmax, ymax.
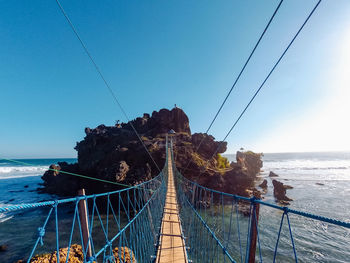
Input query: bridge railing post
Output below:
<box><xmin>78</xmin><ymin>189</ymin><xmax>92</xmax><ymax>260</ymax></box>
<box><xmin>248</xmin><ymin>199</ymin><xmax>260</xmax><ymax>263</ymax></box>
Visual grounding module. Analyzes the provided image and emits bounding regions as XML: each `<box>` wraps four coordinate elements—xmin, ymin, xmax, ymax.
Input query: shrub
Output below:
<box><xmin>216</xmin><ymin>154</ymin><xmax>230</xmax><ymax>169</ymax></box>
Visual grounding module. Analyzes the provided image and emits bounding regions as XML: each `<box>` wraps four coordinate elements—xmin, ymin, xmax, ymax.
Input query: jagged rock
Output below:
<box><xmin>272</xmin><ymin>179</ymin><xmax>293</xmax><ymax>204</ymax></box>
<box><xmin>192</xmin><ymin>133</ymin><xmax>227</xmax><ymax>159</ymax></box>
<box><xmin>41</xmin><ymin>163</ymin><xmax>80</xmax><ymax>195</ymax></box>
<box><xmin>29</xmin><ymin>244</ymin><xmax>135</xmax><ymax>263</ymax></box>
<box><xmin>41</xmin><ymin>107</ymin><xmax>263</xmax><ymax>198</ymax></box>
<box><xmin>107</xmin><ymin>161</ymin><xmax>130</xmax><ymax>182</ymax></box>
<box><xmin>259</xmin><ymin>179</ymin><xmax>267</xmax><ymax>189</ymax></box>
<box><xmin>236</xmin><ymin>151</ymin><xmax>263</xmax><ymax>177</ymax></box>
<box><xmin>269</xmin><ymin>171</ymin><xmax>279</xmax><ymax>177</ymax></box>
<box><xmin>113</xmin><ymin>246</ymin><xmax>136</xmax><ymax>263</ymax></box>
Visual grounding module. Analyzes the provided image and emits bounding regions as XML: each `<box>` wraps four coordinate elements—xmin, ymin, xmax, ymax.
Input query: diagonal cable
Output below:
<box><xmin>205</xmin><ymin>0</ymin><xmax>322</xmax><ymax>168</ymax></box>
<box><xmin>55</xmin><ymin>0</ymin><xmax>161</xmax><ymax>173</ymax></box>
<box><xmin>182</xmin><ymin>0</ymin><xmax>284</xmax><ymax>174</ymax></box>
<box><xmin>1</xmin><ymin>158</ymin><xmax>131</xmax><ymax>187</ymax></box>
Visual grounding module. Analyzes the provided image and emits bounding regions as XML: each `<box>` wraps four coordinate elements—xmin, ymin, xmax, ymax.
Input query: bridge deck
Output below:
<box><xmin>156</xmin><ymin>149</ymin><xmax>187</xmax><ymax>263</ymax></box>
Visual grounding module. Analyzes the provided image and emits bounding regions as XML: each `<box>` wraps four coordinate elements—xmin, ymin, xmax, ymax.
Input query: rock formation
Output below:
<box><xmin>259</xmin><ymin>179</ymin><xmax>267</xmax><ymax>189</ymax></box>
<box><xmin>41</xmin><ymin>107</ymin><xmax>263</xmax><ymax>198</ymax></box>
<box><xmin>272</xmin><ymin>179</ymin><xmax>293</xmax><ymax>205</ymax></box>
<box><xmin>29</xmin><ymin>244</ymin><xmax>135</xmax><ymax>263</ymax></box>
<box><xmin>269</xmin><ymin>171</ymin><xmax>279</xmax><ymax>177</ymax></box>
<box><xmin>0</xmin><ymin>244</ymin><xmax>8</xmax><ymax>252</ymax></box>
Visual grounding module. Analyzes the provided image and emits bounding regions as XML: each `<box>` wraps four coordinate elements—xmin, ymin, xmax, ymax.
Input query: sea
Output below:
<box><xmin>0</xmin><ymin>153</ymin><xmax>349</xmax><ymax>262</ymax></box>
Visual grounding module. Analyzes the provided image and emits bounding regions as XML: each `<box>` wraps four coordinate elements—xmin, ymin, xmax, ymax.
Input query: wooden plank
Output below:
<box><xmin>156</xmin><ymin>148</ymin><xmax>187</xmax><ymax>263</ymax></box>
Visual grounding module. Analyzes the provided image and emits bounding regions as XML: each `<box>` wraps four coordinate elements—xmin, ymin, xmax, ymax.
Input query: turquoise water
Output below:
<box><xmin>0</xmin><ymin>153</ymin><xmax>350</xmax><ymax>262</ymax></box>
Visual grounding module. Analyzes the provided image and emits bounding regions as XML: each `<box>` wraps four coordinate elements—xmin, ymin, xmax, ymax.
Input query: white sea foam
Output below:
<box><xmin>0</xmin><ymin>166</ymin><xmax>47</xmax><ymax>179</ymax></box>
<box><xmin>0</xmin><ymin>204</ymin><xmax>14</xmax><ymax>223</ymax></box>
<box><xmin>0</xmin><ymin>213</ymin><xmax>13</xmax><ymax>223</ymax></box>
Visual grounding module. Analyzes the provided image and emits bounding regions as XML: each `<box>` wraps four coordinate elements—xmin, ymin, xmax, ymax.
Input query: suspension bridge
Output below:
<box><xmin>1</xmin><ymin>0</ymin><xmax>350</xmax><ymax>262</ymax></box>
<box><xmin>0</xmin><ymin>136</ymin><xmax>349</xmax><ymax>263</ymax></box>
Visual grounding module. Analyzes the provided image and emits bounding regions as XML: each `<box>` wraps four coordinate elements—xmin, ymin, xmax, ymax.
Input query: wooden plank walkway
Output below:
<box><xmin>156</xmin><ymin>149</ymin><xmax>188</xmax><ymax>263</ymax></box>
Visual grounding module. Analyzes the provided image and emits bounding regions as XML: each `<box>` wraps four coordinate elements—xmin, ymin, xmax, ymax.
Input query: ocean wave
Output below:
<box><xmin>268</xmin><ymin>166</ymin><xmax>349</xmax><ymax>171</ymax></box>
<box><xmin>0</xmin><ymin>204</ymin><xmax>14</xmax><ymax>223</ymax></box>
<box><xmin>0</xmin><ymin>166</ymin><xmax>47</xmax><ymax>179</ymax></box>
<box><xmin>0</xmin><ymin>213</ymin><xmax>13</xmax><ymax>223</ymax></box>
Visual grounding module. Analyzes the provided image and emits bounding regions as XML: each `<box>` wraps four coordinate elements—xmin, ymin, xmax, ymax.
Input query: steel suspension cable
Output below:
<box><xmin>207</xmin><ymin>0</ymin><xmax>322</xmax><ymax>164</ymax></box>
<box><xmin>55</xmin><ymin>0</ymin><xmax>161</xmax><ymax>173</ymax></box>
<box><xmin>182</xmin><ymin>0</ymin><xmax>284</xmax><ymax>174</ymax></box>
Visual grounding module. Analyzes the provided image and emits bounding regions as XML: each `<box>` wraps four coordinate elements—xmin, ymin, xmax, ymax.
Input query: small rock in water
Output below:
<box><xmin>279</xmin><ymin>200</ymin><xmax>290</xmax><ymax>205</ymax></box>
<box><xmin>0</xmin><ymin>244</ymin><xmax>8</xmax><ymax>252</ymax></box>
<box><xmin>269</xmin><ymin>171</ymin><xmax>279</xmax><ymax>177</ymax></box>
<box><xmin>316</xmin><ymin>182</ymin><xmax>325</xmax><ymax>186</ymax></box>
<box><xmin>5</xmin><ymin>198</ymin><xmax>15</xmax><ymax>204</ymax></box>
<box><xmin>24</xmin><ymin>185</ymin><xmax>29</xmax><ymax>188</ymax></box>
<box><xmin>259</xmin><ymin>179</ymin><xmax>267</xmax><ymax>189</ymax></box>
<box><xmin>272</xmin><ymin>179</ymin><xmax>293</xmax><ymax>204</ymax></box>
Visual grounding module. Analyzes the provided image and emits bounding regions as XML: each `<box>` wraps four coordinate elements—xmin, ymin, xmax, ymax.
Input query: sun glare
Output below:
<box><xmin>254</xmin><ymin>26</ymin><xmax>350</xmax><ymax>153</ymax></box>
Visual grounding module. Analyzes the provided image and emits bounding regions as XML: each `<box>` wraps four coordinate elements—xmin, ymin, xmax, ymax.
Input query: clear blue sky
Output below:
<box><xmin>1</xmin><ymin>0</ymin><xmax>350</xmax><ymax>158</ymax></box>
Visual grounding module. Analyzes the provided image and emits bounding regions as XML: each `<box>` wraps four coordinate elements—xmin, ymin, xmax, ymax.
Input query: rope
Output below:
<box><xmin>0</xmin><ymin>166</ymin><xmax>164</xmax><ymax>213</ymax></box>
<box><xmin>195</xmin><ymin>0</ymin><xmax>322</xmax><ymax>174</ymax></box>
<box><xmin>2</xmin><ymin>146</ymin><xmax>350</xmax><ymax>263</ymax></box>
<box><xmin>182</xmin><ymin>0</ymin><xmax>284</xmax><ymax>174</ymax></box>
<box><xmin>174</xmin><ymin>159</ymin><xmax>350</xmax><ymax>263</ymax></box>
<box><xmin>1</xmin><ymin>158</ymin><xmax>131</xmax><ymax>187</ymax></box>
<box><xmin>1</xmin><ymin>163</ymin><xmax>167</xmax><ymax>263</ymax></box>
<box><xmin>54</xmin><ymin>0</ymin><xmax>161</xmax><ymax>174</ymax></box>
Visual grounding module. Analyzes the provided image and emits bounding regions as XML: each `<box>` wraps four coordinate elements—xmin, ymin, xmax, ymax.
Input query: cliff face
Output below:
<box><xmin>41</xmin><ymin>107</ymin><xmax>262</xmax><ymax>197</ymax></box>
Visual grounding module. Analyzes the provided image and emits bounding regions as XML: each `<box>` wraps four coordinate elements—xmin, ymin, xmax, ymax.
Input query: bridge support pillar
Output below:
<box><xmin>248</xmin><ymin>200</ymin><xmax>260</xmax><ymax>263</ymax></box>
<box><xmin>78</xmin><ymin>189</ymin><xmax>93</xmax><ymax>260</ymax></box>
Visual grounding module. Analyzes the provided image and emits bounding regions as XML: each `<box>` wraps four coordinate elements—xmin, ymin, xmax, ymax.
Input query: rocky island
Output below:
<box><xmin>41</xmin><ymin>107</ymin><xmax>263</xmax><ymax>198</ymax></box>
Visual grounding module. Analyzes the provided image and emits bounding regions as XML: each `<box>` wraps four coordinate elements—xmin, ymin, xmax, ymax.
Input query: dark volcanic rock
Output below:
<box><xmin>0</xmin><ymin>244</ymin><xmax>8</xmax><ymax>252</ymax></box>
<box><xmin>41</xmin><ymin>107</ymin><xmax>263</xmax><ymax>198</ymax></box>
<box><xmin>192</xmin><ymin>133</ymin><xmax>227</xmax><ymax>159</ymax></box>
<box><xmin>272</xmin><ymin>179</ymin><xmax>293</xmax><ymax>204</ymax></box>
<box><xmin>269</xmin><ymin>171</ymin><xmax>279</xmax><ymax>177</ymax></box>
<box><xmin>259</xmin><ymin>179</ymin><xmax>268</xmax><ymax>189</ymax></box>
<box><xmin>41</xmin><ymin>163</ymin><xmax>80</xmax><ymax>195</ymax></box>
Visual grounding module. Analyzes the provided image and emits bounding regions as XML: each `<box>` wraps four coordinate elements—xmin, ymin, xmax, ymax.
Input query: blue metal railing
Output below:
<box><xmin>174</xmin><ymin>167</ymin><xmax>350</xmax><ymax>263</ymax></box>
<box><xmin>2</xmin><ymin>139</ymin><xmax>350</xmax><ymax>263</ymax></box>
<box><xmin>1</xmin><ymin>172</ymin><xmax>166</xmax><ymax>263</ymax></box>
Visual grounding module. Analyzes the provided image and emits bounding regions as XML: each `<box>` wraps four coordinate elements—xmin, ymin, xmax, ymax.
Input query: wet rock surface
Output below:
<box><xmin>259</xmin><ymin>179</ymin><xmax>268</xmax><ymax>189</ymax></box>
<box><xmin>269</xmin><ymin>171</ymin><xmax>279</xmax><ymax>177</ymax></box>
<box><xmin>272</xmin><ymin>179</ymin><xmax>293</xmax><ymax>205</ymax></box>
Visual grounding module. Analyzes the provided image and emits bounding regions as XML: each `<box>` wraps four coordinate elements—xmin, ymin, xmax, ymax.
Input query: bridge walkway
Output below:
<box><xmin>156</xmin><ymin>148</ymin><xmax>188</xmax><ymax>263</ymax></box>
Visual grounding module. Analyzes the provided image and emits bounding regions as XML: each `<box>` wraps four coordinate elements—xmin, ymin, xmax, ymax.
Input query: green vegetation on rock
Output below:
<box><xmin>216</xmin><ymin>154</ymin><xmax>230</xmax><ymax>169</ymax></box>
